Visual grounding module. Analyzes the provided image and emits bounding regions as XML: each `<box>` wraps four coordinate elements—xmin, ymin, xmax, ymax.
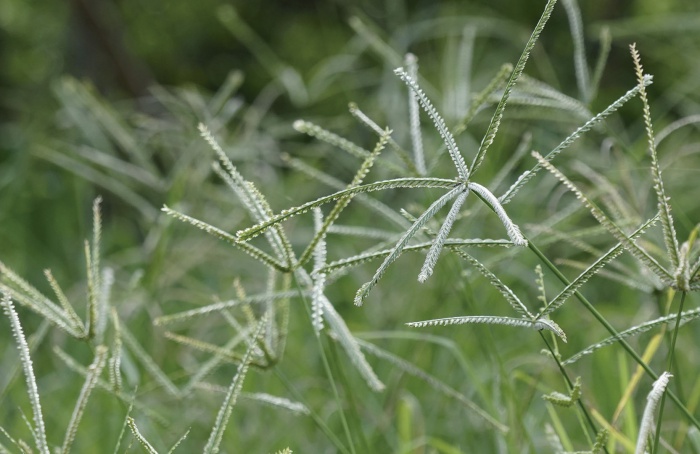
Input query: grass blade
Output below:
<box><xmin>1</xmin><ymin>293</ymin><xmax>49</xmax><ymax>454</ymax></box>
<box><xmin>60</xmin><ymin>346</ymin><xmax>108</xmax><ymax>454</ymax></box>
<box><xmin>469</xmin><ymin>0</ymin><xmax>558</xmax><ymax>176</ymax></box>
<box><xmin>204</xmin><ymin>312</ymin><xmax>268</xmax><ymax>453</ymax></box>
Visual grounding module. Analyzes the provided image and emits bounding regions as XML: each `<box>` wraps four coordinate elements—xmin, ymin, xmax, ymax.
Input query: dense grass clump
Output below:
<box><xmin>2</xmin><ymin>0</ymin><xmax>700</xmax><ymax>452</ymax></box>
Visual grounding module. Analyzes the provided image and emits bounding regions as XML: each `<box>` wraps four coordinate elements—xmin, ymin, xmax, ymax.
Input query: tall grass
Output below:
<box><xmin>2</xmin><ymin>0</ymin><xmax>700</xmax><ymax>452</ymax></box>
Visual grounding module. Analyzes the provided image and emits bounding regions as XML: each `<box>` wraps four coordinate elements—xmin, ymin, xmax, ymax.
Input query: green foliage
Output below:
<box><xmin>2</xmin><ymin>0</ymin><xmax>700</xmax><ymax>452</ymax></box>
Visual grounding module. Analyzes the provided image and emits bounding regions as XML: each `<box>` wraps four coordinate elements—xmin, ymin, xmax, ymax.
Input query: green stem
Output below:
<box><xmin>540</xmin><ymin>333</ymin><xmax>610</xmax><ymax>454</ymax></box>
<box><xmin>273</xmin><ymin>368</ymin><xmax>351</xmax><ymax>454</ymax></box>
<box><xmin>293</xmin><ymin>272</ymin><xmax>356</xmax><ymax>454</ymax></box>
<box><xmin>527</xmin><ymin>240</ymin><xmax>700</xmax><ymax>430</ymax></box>
<box><xmin>652</xmin><ymin>291</ymin><xmax>687</xmax><ymax>453</ymax></box>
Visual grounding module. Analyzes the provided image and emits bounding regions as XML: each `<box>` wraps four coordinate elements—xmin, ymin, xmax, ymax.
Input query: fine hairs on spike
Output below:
<box><xmin>418</xmin><ymin>188</ymin><xmax>470</xmax><ymax>282</ymax></box>
<box><xmin>630</xmin><ymin>43</ymin><xmax>681</xmax><ymax>279</ymax></box>
<box><xmin>394</xmin><ymin>67</ymin><xmax>469</xmax><ymax>180</ymax></box>
<box><xmin>61</xmin><ymin>346</ymin><xmax>108</xmax><ymax>454</ymax></box>
<box><xmin>204</xmin><ymin>312</ymin><xmax>269</xmax><ymax>453</ymax></box>
<box><xmin>468</xmin><ymin>182</ymin><xmax>527</xmax><ymax>246</ymax></box>
<box><xmin>354</xmin><ymin>184</ymin><xmax>464</xmax><ymax>305</ymax></box>
<box><xmin>127</xmin><ymin>417</ymin><xmax>159</xmax><ymax>454</ymax></box>
<box><xmin>635</xmin><ymin>372</ymin><xmax>672</xmax><ymax>454</ymax></box>
<box><xmin>407</xmin><ymin>315</ymin><xmax>567</xmax><ymax>343</ymax></box>
<box><xmin>405</xmin><ymin>53</ymin><xmax>427</xmax><ymax>175</ymax></box>
<box><xmin>311</xmin><ymin>208</ymin><xmax>326</xmax><ymax>333</ymax></box>
<box><xmin>1</xmin><ymin>292</ymin><xmax>50</xmax><ymax>454</ymax></box>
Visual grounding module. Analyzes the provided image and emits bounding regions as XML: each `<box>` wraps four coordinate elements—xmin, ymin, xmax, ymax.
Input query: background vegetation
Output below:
<box><xmin>2</xmin><ymin>0</ymin><xmax>700</xmax><ymax>452</ymax></box>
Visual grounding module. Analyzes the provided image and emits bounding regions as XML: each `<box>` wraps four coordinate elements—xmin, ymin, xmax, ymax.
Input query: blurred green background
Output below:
<box><xmin>2</xmin><ymin>0</ymin><xmax>700</xmax><ymax>274</ymax></box>
<box><xmin>2</xmin><ymin>0</ymin><xmax>700</xmax><ymax>276</ymax></box>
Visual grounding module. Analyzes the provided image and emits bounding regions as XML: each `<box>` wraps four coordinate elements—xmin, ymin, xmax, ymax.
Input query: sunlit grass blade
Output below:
<box><xmin>354</xmin><ymin>185</ymin><xmax>464</xmax><ymax>305</ymax></box>
<box><xmin>469</xmin><ymin>0</ymin><xmax>558</xmax><ymax>176</ymax></box>
<box><xmin>590</xmin><ymin>27</ymin><xmax>611</xmax><ymax>100</ymax></box>
<box><xmin>655</xmin><ymin>114</ymin><xmax>700</xmax><ymax>147</ymax></box>
<box><xmin>347</xmin><ymin>16</ymin><xmax>402</xmax><ymax>67</ymax></box>
<box><xmin>1</xmin><ymin>293</ymin><xmax>49</xmax><ymax>454</ymax></box>
<box><xmin>60</xmin><ymin>346</ymin><xmax>108</xmax><ymax>454</ymax></box>
<box><xmin>573</xmin><ymin>161</ymin><xmax>636</xmax><ymax>223</ymax></box>
<box><xmin>327</xmin><ymin>224</ymin><xmax>401</xmax><ymax>241</ymax></box>
<box><xmin>514</xmin><ymin>73</ymin><xmax>592</xmax><ymax>119</ymax></box>
<box><xmin>203</xmin><ymin>312</ymin><xmax>268</xmax><ymax>454</ymax></box>
<box><xmin>33</xmin><ymin>145</ymin><xmax>157</xmax><ymax>219</ymax></box>
<box><xmin>53</xmin><ymin>78</ymin><xmax>156</xmax><ymax>173</ymax></box>
<box><xmin>42</xmin><ymin>269</ymin><xmax>85</xmax><ymax>336</ymax></box>
<box><xmin>195</xmin><ymin>384</ymin><xmax>310</xmax><ymax>415</ymax></box>
<box><xmin>208</xmin><ymin>69</ymin><xmax>244</xmax><ymax>116</ymax></box>
<box><xmin>450</xmin><ymin>26</ymin><xmax>476</xmax><ymax>122</ymax></box>
<box><xmin>109</xmin><ymin>309</ymin><xmax>123</xmax><ymax>392</ymax></box>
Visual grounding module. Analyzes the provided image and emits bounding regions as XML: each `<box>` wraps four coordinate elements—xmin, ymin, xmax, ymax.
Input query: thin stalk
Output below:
<box><xmin>653</xmin><ymin>291</ymin><xmax>687</xmax><ymax>453</ymax></box>
<box><xmin>293</xmin><ymin>273</ymin><xmax>356</xmax><ymax>454</ymax></box>
<box><xmin>327</xmin><ymin>340</ymin><xmax>373</xmax><ymax>454</ymax></box>
<box><xmin>528</xmin><ymin>240</ymin><xmax>700</xmax><ymax>430</ymax></box>
<box><xmin>273</xmin><ymin>368</ymin><xmax>350</xmax><ymax>454</ymax></box>
<box><xmin>540</xmin><ymin>333</ymin><xmax>610</xmax><ymax>454</ymax></box>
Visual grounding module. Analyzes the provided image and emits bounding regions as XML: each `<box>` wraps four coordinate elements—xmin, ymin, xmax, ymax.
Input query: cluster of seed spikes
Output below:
<box><xmin>5</xmin><ymin>0</ymin><xmax>700</xmax><ymax>451</ymax></box>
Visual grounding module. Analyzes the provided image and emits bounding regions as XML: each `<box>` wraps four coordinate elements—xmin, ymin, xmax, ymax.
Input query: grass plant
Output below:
<box><xmin>2</xmin><ymin>0</ymin><xmax>700</xmax><ymax>452</ymax></box>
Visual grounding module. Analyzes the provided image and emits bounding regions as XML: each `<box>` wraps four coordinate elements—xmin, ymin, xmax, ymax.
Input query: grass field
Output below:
<box><xmin>2</xmin><ymin>1</ymin><xmax>700</xmax><ymax>452</ymax></box>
